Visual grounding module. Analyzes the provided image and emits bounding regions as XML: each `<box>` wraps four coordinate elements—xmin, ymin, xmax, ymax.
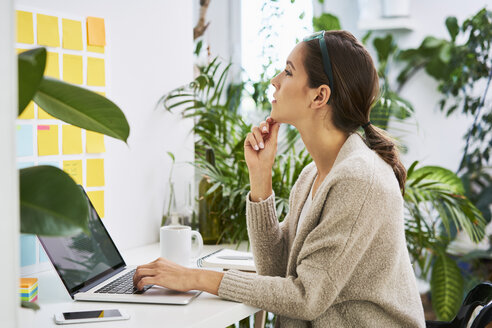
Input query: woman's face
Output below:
<box><xmin>270</xmin><ymin>43</ymin><xmax>312</xmax><ymax>126</ymax></box>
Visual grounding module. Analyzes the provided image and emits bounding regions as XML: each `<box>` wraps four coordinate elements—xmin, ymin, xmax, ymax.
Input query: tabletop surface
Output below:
<box><xmin>19</xmin><ymin>241</ymin><xmax>259</xmax><ymax>328</ymax></box>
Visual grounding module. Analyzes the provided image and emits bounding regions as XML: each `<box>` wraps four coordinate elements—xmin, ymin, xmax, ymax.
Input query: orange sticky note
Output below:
<box><xmin>37</xmin><ymin>125</ymin><xmax>59</xmax><ymax>156</ymax></box>
<box><xmin>45</xmin><ymin>51</ymin><xmax>59</xmax><ymax>78</ymax></box>
<box><xmin>37</xmin><ymin>14</ymin><xmax>59</xmax><ymax>47</ymax></box>
<box><xmin>19</xmin><ymin>101</ymin><xmax>35</xmax><ymax>120</ymax></box>
<box><xmin>86</xmin><ymin>130</ymin><xmax>105</xmax><ymax>153</ymax></box>
<box><xmin>88</xmin><ymin>190</ymin><xmax>104</xmax><ymax>218</ymax></box>
<box><xmin>86</xmin><ymin>17</ymin><xmax>106</xmax><ymax>46</ymax></box>
<box><xmin>62</xmin><ymin>18</ymin><xmax>83</xmax><ymax>50</ymax></box>
<box><xmin>63</xmin><ymin>54</ymin><xmax>83</xmax><ymax>85</ymax></box>
<box><xmin>16</xmin><ymin>11</ymin><xmax>34</xmax><ymax>44</ymax></box>
<box><xmin>87</xmin><ymin>57</ymin><xmax>105</xmax><ymax>86</ymax></box>
<box><xmin>38</xmin><ymin>106</ymin><xmax>55</xmax><ymax>120</ymax></box>
<box><xmin>62</xmin><ymin>125</ymin><xmax>82</xmax><ymax>155</ymax></box>
<box><xmin>63</xmin><ymin>160</ymin><xmax>82</xmax><ymax>184</ymax></box>
<box><xmin>86</xmin><ymin>159</ymin><xmax>104</xmax><ymax>187</ymax></box>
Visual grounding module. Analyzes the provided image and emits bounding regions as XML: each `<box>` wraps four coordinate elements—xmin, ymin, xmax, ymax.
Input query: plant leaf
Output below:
<box><xmin>18</xmin><ymin>48</ymin><xmax>46</xmax><ymax>115</ymax></box>
<box><xmin>431</xmin><ymin>253</ymin><xmax>464</xmax><ymax>321</ymax></box>
<box><xmin>445</xmin><ymin>16</ymin><xmax>459</xmax><ymax>42</ymax></box>
<box><xmin>34</xmin><ymin>77</ymin><xmax>130</xmax><ymax>142</ymax></box>
<box><xmin>20</xmin><ymin>166</ymin><xmax>90</xmax><ymax>236</ymax></box>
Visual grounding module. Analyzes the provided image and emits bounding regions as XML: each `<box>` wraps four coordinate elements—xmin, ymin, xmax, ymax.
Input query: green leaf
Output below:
<box><xmin>20</xmin><ymin>166</ymin><xmax>90</xmax><ymax>236</ymax></box>
<box><xmin>373</xmin><ymin>34</ymin><xmax>396</xmax><ymax>64</ymax></box>
<box><xmin>445</xmin><ymin>16</ymin><xmax>459</xmax><ymax>42</ymax></box>
<box><xmin>312</xmin><ymin>13</ymin><xmax>341</xmax><ymax>32</ymax></box>
<box><xmin>430</xmin><ymin>254</ymin><xmax>464</xmax><ymax>321</ymax></box>
<box><xmin>34</xmin><ymin>77</ymin><xmax>130</xmax><ymax>142</ymax></box>
<box><xmin>411</xmin><ymin>166</ymin><xmax>465</xmax><ymax>194</ymax></box>
<box><xmin>18</xmin><ymin>48</ymin><xmax>46</xmax><ymax>115</ymax></box>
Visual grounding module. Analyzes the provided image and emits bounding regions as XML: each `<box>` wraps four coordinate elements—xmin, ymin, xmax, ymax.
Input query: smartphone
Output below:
<box><xmin>53</xmin><ymin>309</ymin><xmax>130</xmax><ymax>325</ymax></box>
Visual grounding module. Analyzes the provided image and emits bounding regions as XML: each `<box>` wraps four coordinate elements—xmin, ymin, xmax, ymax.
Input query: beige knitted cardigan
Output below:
<box><xmin>218</xmin><ymin>132</ymin><xmax>426</xmax><ymax>327</ymax></box>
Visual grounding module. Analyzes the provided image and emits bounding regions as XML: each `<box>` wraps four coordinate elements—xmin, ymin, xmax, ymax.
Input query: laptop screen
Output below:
<box><xmin>38</xmin><ymin>187</ymin><xmax>125</xmax><ymax>296</ymax></box>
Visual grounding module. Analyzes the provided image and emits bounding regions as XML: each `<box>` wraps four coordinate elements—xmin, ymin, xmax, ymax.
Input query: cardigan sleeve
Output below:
<box><xmin>219</xmin><ymin>168</ymin><xmax>378</xmax><ymax>321</ymax></box>
<box><xmin>245</xmin><ymin>190</ymin><xmax>290</xmax><ymax>277</ymax></box>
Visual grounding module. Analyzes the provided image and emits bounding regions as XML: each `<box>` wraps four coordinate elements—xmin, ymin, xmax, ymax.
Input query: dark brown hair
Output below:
<box><xmin>303</xmin><ymin>30</ymin><xmax>407</xmax><ymax>196</ymax></box>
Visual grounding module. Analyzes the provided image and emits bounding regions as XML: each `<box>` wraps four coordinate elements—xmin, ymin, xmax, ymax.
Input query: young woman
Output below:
<box><xmin>133</xmin><ymin>30</ymin><xmax>426</xmax><ymax>327</ymax></box>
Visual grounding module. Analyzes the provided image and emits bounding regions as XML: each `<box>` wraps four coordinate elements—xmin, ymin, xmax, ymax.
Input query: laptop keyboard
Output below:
<box><xmin>95</xmin><ymin>269</ymin><xmax>153</xmax><ymax>294</ymax></box>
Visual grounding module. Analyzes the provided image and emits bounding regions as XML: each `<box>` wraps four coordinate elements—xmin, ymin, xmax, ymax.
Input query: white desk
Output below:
<box><xmin>19</xmin><ymin>242</ymin><xmax>260</xmax><ymax>328</ymax></box>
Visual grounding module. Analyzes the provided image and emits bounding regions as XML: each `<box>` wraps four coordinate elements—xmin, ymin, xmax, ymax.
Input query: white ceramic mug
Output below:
<box><xmin>159</xmin><ymin>225</ymin><xmax>203</xmax><ymax>267</ymax></box>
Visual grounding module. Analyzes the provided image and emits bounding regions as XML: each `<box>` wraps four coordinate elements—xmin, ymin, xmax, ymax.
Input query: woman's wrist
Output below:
<box><xmin>249</xmin><ymin>170</ymin><xmax>272</xmax><ymax>202</ymax></box>
<box><xmin>190</xmin><ymin>268</ymin><xmax>224</xmax><ymax>296</ymax></box>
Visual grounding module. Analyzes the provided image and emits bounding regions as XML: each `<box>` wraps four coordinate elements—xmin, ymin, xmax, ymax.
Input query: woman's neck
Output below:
<box><xmin>297</xmin><ymin>120</ymin><xmax>348</xmax><ymax>179</ymax></box>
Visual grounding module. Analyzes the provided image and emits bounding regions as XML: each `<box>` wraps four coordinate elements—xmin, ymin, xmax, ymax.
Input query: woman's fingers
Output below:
<box><xmin>136</xmin><ymin>276</ymin><xmax>154</xmax><ymax>290</ymax></box>
<box><xmin>251</xmin><ymin>126</ymin><xmax>264</xmax><ymax>149</ymax></box>
<box><xmin>246</xmin><ymin>132</ymin><xmax>259</xmax><ymax>151</ymax></box>
<box><xmin>133</xmin><ymin>268</ymin><xmax>157</xmax><ymax>286</ymax></box>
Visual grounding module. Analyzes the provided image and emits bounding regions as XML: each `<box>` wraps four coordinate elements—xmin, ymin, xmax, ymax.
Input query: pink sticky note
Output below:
<box><xmin>38</xmin><ymin>125</ymin><xmax>50</xmax><ymax>130</ymax></box>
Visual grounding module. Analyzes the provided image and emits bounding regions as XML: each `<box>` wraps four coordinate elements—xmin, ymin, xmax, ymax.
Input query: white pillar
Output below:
<box><xmin>0</xmin><ymin>0</ymin><xmax>20</xmax><ymax>326</ymax></box>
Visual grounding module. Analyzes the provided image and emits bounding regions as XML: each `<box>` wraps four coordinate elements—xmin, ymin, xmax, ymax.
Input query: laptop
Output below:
<box><xmin>38</xmin><ymin>186</ymin><xmax>202</xmax><ymax>305</ymax></box>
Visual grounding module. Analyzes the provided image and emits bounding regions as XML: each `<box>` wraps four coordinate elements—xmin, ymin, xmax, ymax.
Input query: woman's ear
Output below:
<box><xmin>310</xmin><ymin>85</ymin><xmax>331</xmax><ymax>109</ymax></box>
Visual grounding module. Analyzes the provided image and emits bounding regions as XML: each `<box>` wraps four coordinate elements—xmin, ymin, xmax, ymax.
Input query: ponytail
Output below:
<box><xmin>363</xmin><ymin>124</ymin><xmax>407</xmax><ymax>196</ymax></box>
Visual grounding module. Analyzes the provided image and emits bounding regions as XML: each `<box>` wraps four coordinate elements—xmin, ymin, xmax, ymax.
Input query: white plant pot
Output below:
<box><xmin>381</xmin><ymin>0</ymin><xmax>410</xmax><ymax>17</ymax></box>
<box><xmin>358</xmin><ymin>0</ymin><xmax>382</xmax><ymax>21</ymax></box>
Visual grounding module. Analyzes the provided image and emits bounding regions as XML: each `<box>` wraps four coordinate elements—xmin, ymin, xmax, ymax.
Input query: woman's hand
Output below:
<box><xmin>133</xmin><ymin>257</ymin><xmax>194</xmax><ymax>292</ymax></box>
<box><xmin>244</xmin><ymin>116</ymin><xmax>280</xmax><ymax>173</ymax></box>
<box><xmin>244</xmin><ymin>116</ymin><xmax>280</xmax><ymax>202</ymax></box>
<box><xmin>132</xmin><ymin>257</ymin><xmax>225</xmax><ymax>296</ymax></box>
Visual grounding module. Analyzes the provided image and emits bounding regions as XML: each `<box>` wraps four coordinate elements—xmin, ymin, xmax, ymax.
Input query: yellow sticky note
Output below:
<box><xmin>86</xmin><ymin>130</ymin><xmax>105</xmax><ymax>153</ymax></box>
<box><xmin>19</xmin><ymin>101</ymin><xmax>35</xmax><ymax>119</ymax></box>
<box><xmin>88</xmin><ymin>190</ymin><xmax>104</xmax><ymax>218</ymax></box>
<box><xmin>87</xmin><ymin>57</ymin><xmax>105</xmax><ymax>86</ymax></box>
<box><xmin>62</xmin><ymin>125</ymin><xmax>82</xmax><ymax>155</ymax></box>
<box><xmin>16</xmin><ymin>11</ymin><xmax>34</xmax><ymax>44</ymax></box>
<box><xmin>86</xmin><ymin>159</ymin><xmax>105</xmax><ymax>187</ymax></box>
<box><xmin>45</xmin><ymin>52</ymin><xmax>59</xmax><ymax>78</ymax></box>
<box><xmin>63</xmin><ymin>54</ymin><xmax>83</xmax><ymax>85</ymax></box>
<box><xmin>38</xmin><ymin>106</ymin><xmax>55</xmax><ymax>120</ymax></box>
<box><xmin>87</xmin><ymin>45</ymin><xmax>104</xmax><ymax>54</ymax></box>
<box><xmin>37</xmin><ymin>125</ymin><xmax>59</xmax><ymax>156</ymax></box>
<box><xmin>37</xmin><ymin>14</ymin><xmax>59</xmax><ymax>47</ymax></box>
<box><xmin>86</xmin><ymin>17</ymin><xmax>106</xmax><ymax>46</ymax></box>
<box><xmin>16</xmin><ymin>48</ymin><xmax>28</xmax><ymax>54</ymax></box>
<box><xmin>95</xmin><ymin>91</ymin><xmax>106</xmax><ymax>96</ymax></box>
<box><xmin>63</xmin><ymin>160</ymin><xmax>82</xmax><ymax>184</ymax></box>
<box><xmin>62</xmin><ymin>18</ymin><xmax>83</xmax><ymax>50</ymax></box>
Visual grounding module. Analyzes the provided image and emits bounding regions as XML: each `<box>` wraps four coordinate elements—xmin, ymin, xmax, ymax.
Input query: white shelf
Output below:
<box><xmin>357</xmin><ymin>17</ymin><xmax>416</xmax><ymax>31</ymax></box>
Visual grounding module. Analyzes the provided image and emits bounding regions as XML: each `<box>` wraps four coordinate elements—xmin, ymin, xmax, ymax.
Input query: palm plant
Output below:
<box><xmin>404</xmin><ymin>161</ymin><xmax>486</xmax><ymax>320</ymax></box>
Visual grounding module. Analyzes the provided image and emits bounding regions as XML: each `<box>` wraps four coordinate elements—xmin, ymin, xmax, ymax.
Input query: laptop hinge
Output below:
<box><xmin>73</xmin><ymin>266</ymin><xmax>127</xmax><ymax>297</ymax></box>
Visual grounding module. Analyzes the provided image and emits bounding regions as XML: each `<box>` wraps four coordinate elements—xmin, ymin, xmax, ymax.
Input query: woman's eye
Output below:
<box><xmin>284</xmin><ymin>69</ymin><xmax>292</xmax><ymax>76</ymax></box>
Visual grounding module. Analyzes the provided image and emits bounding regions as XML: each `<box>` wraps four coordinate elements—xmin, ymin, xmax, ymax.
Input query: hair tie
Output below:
<box><xmin>362</xmin><ymin>121</ymin><xmax>372</xmax><ymax>129</ymax></box>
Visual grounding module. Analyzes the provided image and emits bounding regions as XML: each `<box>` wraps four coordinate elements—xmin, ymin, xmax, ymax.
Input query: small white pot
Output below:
<box><xmin>381</xmin><ymin>0</ymin><xmax>411</xmax><ymax>17</ymax></box>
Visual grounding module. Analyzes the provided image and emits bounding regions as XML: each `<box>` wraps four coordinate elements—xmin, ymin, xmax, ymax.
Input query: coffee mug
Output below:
<box><xmin>160</xmin><ymin>225</ymin><xmax>203</xmax><ymax>267</ymax></box>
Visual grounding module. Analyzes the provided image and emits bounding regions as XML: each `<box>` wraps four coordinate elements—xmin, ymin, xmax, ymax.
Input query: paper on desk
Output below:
<box><xmin>197</xmin><ymin>249</ymin><xmax>256</xmax><ymax>272</ymax></box>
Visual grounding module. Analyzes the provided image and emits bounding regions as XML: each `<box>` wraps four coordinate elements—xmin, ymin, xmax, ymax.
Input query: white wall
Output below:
<box><xmin>15</xmin><ymin>0</ymin><xmax>196</xmax><ymax>250</ymax></box>
<box><xmin>314</xmin><ymin>0</ymin><xmax>488</xmax><ymax>173</ymax></box>
<box><xmin>0</xmin><ymin>0</ymin><xmax>19</xmax><ymax>325</ymax></box>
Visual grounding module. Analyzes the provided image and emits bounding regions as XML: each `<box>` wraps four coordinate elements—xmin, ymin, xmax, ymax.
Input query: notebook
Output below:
<box><xmin>197</xmin><ymin>249</ymin><xmax>256</xmax><ymax>272</ymax></box>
